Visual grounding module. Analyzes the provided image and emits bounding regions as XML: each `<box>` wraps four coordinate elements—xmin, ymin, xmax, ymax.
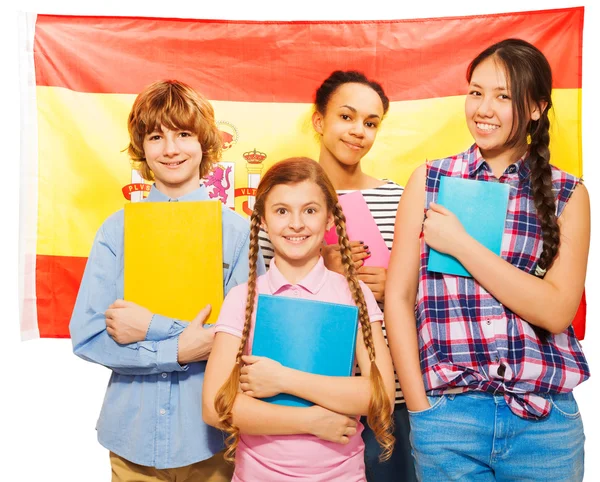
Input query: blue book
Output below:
<box><xmin>427</xmin><ymin>176</ymin><xmax>510</xmax><ymax>277</ymax></box>
<box><xmin>251</xmin><ymin>294</ymin><xmax>359</xmax><ymax>407</ymax></box>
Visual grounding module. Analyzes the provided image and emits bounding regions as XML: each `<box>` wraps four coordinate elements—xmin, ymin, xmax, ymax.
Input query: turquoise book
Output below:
<box><xmin>427</xmin><ymin>176</ymin><xmax>511</xmax><ymax>277</ymax></box>
<box><xmin>251</xmin><ymin>294</ymin><xmax>359</xmax><ymax>407</ymax></box>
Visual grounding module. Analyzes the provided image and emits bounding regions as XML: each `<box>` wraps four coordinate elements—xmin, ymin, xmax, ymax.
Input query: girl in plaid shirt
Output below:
<box><xmin>386</xmin><ymin>38</ymin><xmax>590</xmax><ymax>481</ymax></box>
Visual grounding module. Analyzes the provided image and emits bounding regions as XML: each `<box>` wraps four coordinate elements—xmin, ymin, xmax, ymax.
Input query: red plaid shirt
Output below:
<box><xmin>417</xmin><ymin>144</ymin><xmax>590</xmax><ymax>419</ymax></box>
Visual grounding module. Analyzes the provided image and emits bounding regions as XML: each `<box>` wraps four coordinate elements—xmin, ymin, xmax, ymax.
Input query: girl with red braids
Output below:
<box><xmin>203</xmin><ymin>157</ymin><xmax>396</xmax><ymax>481</ymax></box>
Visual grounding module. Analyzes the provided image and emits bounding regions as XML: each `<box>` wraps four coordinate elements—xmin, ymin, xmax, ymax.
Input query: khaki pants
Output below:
<box><xmin>110</xmin><ymin>450</ymin><xmax>234</xmax><ymax>482</ymax></box>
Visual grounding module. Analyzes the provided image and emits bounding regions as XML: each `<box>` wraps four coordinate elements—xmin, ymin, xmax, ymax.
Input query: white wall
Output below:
<box><xmin>2</xmin><ymin>1</ymin><xmax>598</xmax><ymax>480</ymax></box>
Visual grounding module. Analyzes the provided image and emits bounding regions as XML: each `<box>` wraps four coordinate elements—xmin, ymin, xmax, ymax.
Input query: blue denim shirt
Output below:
<box><xmin>69</xmin><ymin>184</ymin><xmax>265</xmax><ymax>468</ymax></box>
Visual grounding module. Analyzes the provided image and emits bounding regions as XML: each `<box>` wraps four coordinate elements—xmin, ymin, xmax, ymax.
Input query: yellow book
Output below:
<box><xmin>124</xmin><ymin>201</ymin><xmax>223</xmax><ymax>325</ymax></box>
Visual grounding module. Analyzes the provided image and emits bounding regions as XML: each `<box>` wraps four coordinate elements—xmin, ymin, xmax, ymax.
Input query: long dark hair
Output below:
<box><xmin>468</xmin><ymin>39</ymin><xmax>558</xmax><ymax>275</ymax></box>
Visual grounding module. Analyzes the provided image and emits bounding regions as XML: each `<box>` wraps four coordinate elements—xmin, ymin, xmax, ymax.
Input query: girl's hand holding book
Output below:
<box><xmin>357</xmin><ymin>266</ymin><xmax>386</xmax><ymax>302</ymax></box>
<box><xmin>240</xmin><ymin>355</ymin><xmax>288</xmax><ymax>398</ymax></box>
<box><xmin>423</xmin><ymin>202</ymin><xmax>469</xmax><ymax>256</ymax></box>
<box><xmin>322</xmin><ymin>241</ymin><xmax>370</xmax><ymax>274</ymax></box>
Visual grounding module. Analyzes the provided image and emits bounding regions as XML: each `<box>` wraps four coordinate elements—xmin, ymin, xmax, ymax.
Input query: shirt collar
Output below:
<box><xmin>146</xmin><ymin>184</ymin><xmax>210</xmax><ymax>202</ymax></box>
<box><xmin>515</xmin><ymin>154</ymin><xmax>531</xmax><ymax>181</ymax></box>
<box><xmin>267</xmin><ymin>257</ymin><xmax>329</xmax><ymax>295</ymax></box>
<box><xmin>465</xmin><ymin>144</ymin><xmax>488</xmax><ymax>177</ymax></box>
<box><xmin>468</xmin><ymin>143</ymin><xmax>530</xmax><ymax>181</ymax></box>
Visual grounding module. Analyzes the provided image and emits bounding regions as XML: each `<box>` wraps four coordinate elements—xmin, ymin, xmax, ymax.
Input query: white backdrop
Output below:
<box><xmin>2</xmin><ymin>1</ymin><xmax>598</xmax><ymax>481</ymax></box>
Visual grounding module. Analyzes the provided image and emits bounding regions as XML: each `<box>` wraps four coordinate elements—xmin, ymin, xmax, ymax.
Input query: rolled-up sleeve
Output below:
<box><xmin>145</xmin><ymin>314</ymin><xmax>187</xmax><ymax>341</ymax></box>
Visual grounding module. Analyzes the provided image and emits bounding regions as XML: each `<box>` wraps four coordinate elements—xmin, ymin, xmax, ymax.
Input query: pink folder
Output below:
<box><xmin>324</xmin><ymin>191</ymin><xmax>390</xmax><ymax>268</ymax></box>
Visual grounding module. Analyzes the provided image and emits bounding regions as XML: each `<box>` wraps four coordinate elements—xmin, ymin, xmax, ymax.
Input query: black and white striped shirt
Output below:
<box><xmin>258</xmin><ymin>180</ymin><xmax>405</xmax><ymax>403</ymax></box>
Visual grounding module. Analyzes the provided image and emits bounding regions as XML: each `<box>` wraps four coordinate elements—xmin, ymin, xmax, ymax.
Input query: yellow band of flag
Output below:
<box><xmin>37</xmin><ymin>86</ymin><xmax>582</xmax><ymax>258</ymax></box>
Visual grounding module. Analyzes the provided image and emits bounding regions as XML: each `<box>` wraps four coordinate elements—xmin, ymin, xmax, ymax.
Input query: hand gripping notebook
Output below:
<box><xmin>124</xmin><ymin>200</ymin><xmax>223</xmax><ymax>325</ymax></box>
<box><xmin>427</xmin><ymin>176</ymin><xmax>510</xmax><ymax>278</ymax></box>
<box><xmin>251</xmin><ymin>294</ymin><xmax>359</xmax><ymax>407</ymax></box>
<box><xmin>323</xmin><ymin>190</ymin><xmax>390</xmax><ymax>268</ymax></box>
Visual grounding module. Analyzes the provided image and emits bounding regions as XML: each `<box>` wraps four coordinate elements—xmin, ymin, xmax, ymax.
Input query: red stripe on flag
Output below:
<box><xmin>573</xmin><ymin>291</ymin><xmax>586</xmax><ymax>340</ymax></box>
<box><xmin>34</xmin><ymin>8</ymin><xmax>583</xmax><ymax>101</ymax></box>
<box><xmin>36</xmin><ymin>254</ymin><xmax>87</xmax><ymax>338</ymax></box>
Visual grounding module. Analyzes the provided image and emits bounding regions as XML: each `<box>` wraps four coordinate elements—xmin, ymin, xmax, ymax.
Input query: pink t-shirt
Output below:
<box><xmin>215</xmin><ymin>257</ymin><xmax>383</xmax><ymax>482</ymax></box>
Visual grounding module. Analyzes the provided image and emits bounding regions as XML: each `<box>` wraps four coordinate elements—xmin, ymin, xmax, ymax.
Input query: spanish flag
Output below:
<box><xmin>20</xmin><ymin>7</ymin><xmax>586</xmax><ymax>339</ymax></box>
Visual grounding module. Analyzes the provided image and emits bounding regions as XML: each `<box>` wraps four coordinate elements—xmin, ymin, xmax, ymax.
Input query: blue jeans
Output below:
<box><xmin>361</xmin><ymin>403</ymin><xmax>417</xmax><ymax>482</ymax></box>
<box><xmin>408</xmin><ymin>391</ymin><xmax>585</xmax><ymax>481</ymax></box>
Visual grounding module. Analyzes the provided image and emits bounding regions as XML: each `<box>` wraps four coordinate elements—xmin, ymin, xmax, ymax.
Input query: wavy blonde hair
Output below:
<box><xmin>214</xmin><ymin>157</ymin><xmax>394</xmax><ymax>462</ymax></box>
<box><xmin>127</xmin><ymin>79</ymin><xmax>222</xmax><ymax>180</ymax></box>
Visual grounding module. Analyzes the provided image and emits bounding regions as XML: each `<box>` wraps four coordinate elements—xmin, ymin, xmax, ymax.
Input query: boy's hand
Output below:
<box><xmin>240</xmin><ymin>355</ymin><xmax>288</xmax><ymax>398</ymax></box>
<box><xmin>177</xmin><ymin>305</ymin><xmax>214</xmax><ymax>364</ymax></box>
<box><xmin>322</xmin><ymin>241</ymin><xmax>370</xmax><ymax>274</ymax></box>
<box><xmin>105</xmin><ymin>299</ymin><xmax>153</xmax><ymax>344</ymax></box>
<box><xmin>357</xmin><ymin>266</ymin><xmax>387</xmax><ymax>302</ymax></box>
<box><xmin>307</xmin><ymin>405</ymin><xmax>358</xmax><ymax>444</ymax></box>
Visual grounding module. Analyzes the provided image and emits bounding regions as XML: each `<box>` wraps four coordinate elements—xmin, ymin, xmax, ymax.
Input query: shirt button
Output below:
<box><xmin>507</xmin><ymin>165</ymin><xmax>517</xmax><ymax>174</ymax></box>
<box><xmin>486</xmin><ymin>320</ymin><xmax>492</xmax><ymax>325</ymax></box>
<box><xmin>493</xmin><ymin>355</ymin><xmax>499</xmax><ymax>363</ymax></box>
<box><xmin>160</xmin><ymin>409</ymin><xmax>166</xmax><ymax>415</ymax></box>
<box><xmin>498</xmin><ymin>364</ymin><xmax>507</xmax><ymax>377</ymax></box>
<box><xmin>161</xmin><ymin>373</ymin><xmax>167</xmax><ymax>378</ymax></box>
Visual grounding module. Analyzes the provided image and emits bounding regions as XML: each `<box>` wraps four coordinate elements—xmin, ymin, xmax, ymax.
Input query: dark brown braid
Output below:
<box><xmin>528</xmin><ymin>113</ymin><xmax>559</xmax><ymax>273</ymax></box>
<box><xmin>468</xmin><ymin>39</ymin><xmax>560</xmax><ymax>340</ymax></box>
<box><xmin>334</xmin><ymin>202</ymin><xmax>395</xmax><ymax>461</ymax></box>
<box><xmin>528</xmin><ymin>113</ymin><xmax>557</xmax><ymax>341</ymax></box>
<box><xmin>468</xmin><ymin>39</ymin><xmax>559</xmax><ymax>275</ymax></box>
<box><xmin>214</xmin><ymin>209</ymin><xmax>262</xmax><ymax>462</ymax></box>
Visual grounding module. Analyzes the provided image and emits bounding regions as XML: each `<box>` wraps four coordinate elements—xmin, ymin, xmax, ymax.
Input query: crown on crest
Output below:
<box><xmin>216</xmin><ymin>120</ymin><xmax>239</xmax><ymax>151</ymax></box>
<box><xmin>243</xmin><ymin>148</ymin><xmax>267</xmax><ymax>164</ymax></box>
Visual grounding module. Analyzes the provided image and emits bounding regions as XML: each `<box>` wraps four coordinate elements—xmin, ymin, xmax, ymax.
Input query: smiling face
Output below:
<box><xmin>465</xmin><ymin>57</ymin><xmax>517</xmax><ymax>157</ymax></box>
<box><xmin>142</xmin><ymin>125</ymin><xmax>203</xmax><ymax>198</ymax></box>
<box><xmin>313</xmin><ymin>82</ymin><xmax>384</xmax><ymax>168</ymax></box>
<box><xmin>465</xmin><ymin>56</ymin><xmax>542</xmax><ymax>163</ymax></box>
<box><xmin>262</xmin><ymin>180</ymin><xmax>334</xmax><ymax>272</ymax></box>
